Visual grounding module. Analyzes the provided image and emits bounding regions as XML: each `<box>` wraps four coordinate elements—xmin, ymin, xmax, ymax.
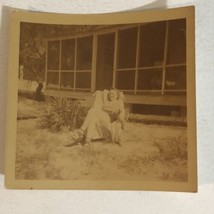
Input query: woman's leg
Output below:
<box><xmin>85</xmin><ymin>116</ymin><xmax>98</xmax><ymax>140</ymax></box>
<box><xmin>95</xmin><ymin>111</ymin><xmax>112</xmax><ymax>141</ymax></box>
<box><xmin>81</xmin><ymin>108</ymin><xmax>97</xmax><ymax>131</ymax></box>
<box><xmin>71</xmin><ymin>108</ymin><xmax>97</xmax><ymax>141</ymax></box>
<box><xmin>84</xmin><ymin>110</ymin><xmax>111</xmax><ymax>140</ymax></box>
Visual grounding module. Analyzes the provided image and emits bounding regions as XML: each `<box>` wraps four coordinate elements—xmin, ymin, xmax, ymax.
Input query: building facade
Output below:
<box><xmin>45</xmin><ymin>19</ymin><xmax>186</xmax><ymax>116</ymax></box>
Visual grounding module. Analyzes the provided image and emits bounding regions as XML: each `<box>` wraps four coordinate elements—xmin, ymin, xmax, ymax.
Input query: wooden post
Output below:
<box><xmin>162</xmin><ymin>21</ymin><xmax>169</xmax><ymax>95</ymax></box>
<box><xmin>113</xmin><ymin>31</ymin><xmax>118</xmax><ymax>88</ymax></box>
<box><xmin>135</xmin><ymin>25</ymin><xmax>140</xmax><ymax>94</ymax></box>
<box><xmin>58</xmin><ymin>40</ymin><xmax>62</xmax><ymax>89</ymax></box>
<box><xmin>91</xmin><ymin>35</ymin><xmax>97</xmax><ymax>92</ymax></box>
<box><xmin>45</xmin><ymin>41</ymin><xmax>48</xmax><ymax>87</ymax></box>
<box><xmin>74</xmin><ymin>38</ymin><xmax>77</xmax><ymax>91</ymax></box>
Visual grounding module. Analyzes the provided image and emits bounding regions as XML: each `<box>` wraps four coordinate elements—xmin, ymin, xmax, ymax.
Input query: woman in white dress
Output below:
<box><xmin>72</xmin><ymin>88</ymin><xmax>125</xmax><ymax>146</ymax></box>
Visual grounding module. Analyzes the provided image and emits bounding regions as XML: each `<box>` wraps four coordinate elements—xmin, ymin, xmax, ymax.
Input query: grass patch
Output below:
<box><xmin>16</xmin><ymin>117</ymin><xmax>188</xmax><ymax>182</ymax></box>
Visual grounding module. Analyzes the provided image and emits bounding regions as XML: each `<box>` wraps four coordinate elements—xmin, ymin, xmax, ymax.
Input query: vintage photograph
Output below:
<box><xmin>5</xmin><ymin>7</ymin><xmax>197</xmax><ymax>191</ymax></box>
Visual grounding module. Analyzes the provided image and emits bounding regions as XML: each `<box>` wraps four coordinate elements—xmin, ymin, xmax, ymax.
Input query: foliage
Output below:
<box><xmin>19</xmin><ymin>23</ymin><xmax>108</xmax><ymax>81</ymax></box>
<box><xmin>39</xmin><ymin>96</ymin><xmax>89</xmax><ymax>132</ymax></box>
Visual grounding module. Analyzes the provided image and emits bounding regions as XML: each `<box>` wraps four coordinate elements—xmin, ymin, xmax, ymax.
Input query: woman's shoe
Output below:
<box><xmin>70</xmin><ymin>128</ymin><xmax>85</xmax><ymax>142</ymax></box>
<box><xmin>84</xmin><ymin>138</ymin><xmax>91</xmax><ymax>148</ymax></box>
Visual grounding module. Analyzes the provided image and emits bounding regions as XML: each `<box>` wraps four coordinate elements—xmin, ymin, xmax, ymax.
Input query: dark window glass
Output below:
<box><xmin>138</xmin><ymin>68</ymin><xmax>162</xmax><ymax>90</ymax></box>
<box><xmin>76</xmin><ymin>36</ymin><xmax>93</xmax><ymax>70</ymax></box>
<box><xmin>117</xmin><ymin>27</ymin><xmax>138</xmax><ymax>69</ymax></box>
<box><xmin>139</xmin><ymin>21</ymin><xmax>166</xmax><ymax>67</ymax></box>
<box><xmin>96</xmin><ymin>33</ymin><xmax>115</xmax><ymax>90</ymax></box>
<box><xmin>76</xmin><ymin>72</ymin><xmax>91</xmax><ymax>88</ymax></box>
<box><xmin>47</xmin><ymin>72</ymin><xmax>59</xmax><ymax>86</ymax></box>
<box><xmin>60</xmin><ymin>72</ymin><xmax>74</xmax><ymax>88</ymax></box>
<box><xmin>116</xmin><ymin>70</ymin><xmax>135</xmax><ymax>90</ymax></box>
<box><xmin>61</xmin><ymin>39</ymin><xmax>75</xmax><ymax>70</ymax></box>
<box><xmin>167</xmin><ymin>19</ymin><xmax>186</xmax><ymax>64</ymax></box>
<box><xmin>47</xmin><ymin>41</ymin><xmax>60</xmax><ymax>70</ymax></box>
<box><xmin>165</xmin><ymin>66</ymin><xmax>186</xmax><ymax>90</ymax></box>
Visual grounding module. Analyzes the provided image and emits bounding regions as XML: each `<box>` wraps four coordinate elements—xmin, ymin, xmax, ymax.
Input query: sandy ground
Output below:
<box><xmin>16</xmin><ymin>118</ymin><xmax>187</xmax><ymax>182</ymax></box>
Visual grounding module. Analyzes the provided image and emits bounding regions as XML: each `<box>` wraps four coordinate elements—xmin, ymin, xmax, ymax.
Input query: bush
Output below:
<box><xmin>39</xmin><ymin>96</ymin><xmax>89</xmax><ymax>132</ymax></box>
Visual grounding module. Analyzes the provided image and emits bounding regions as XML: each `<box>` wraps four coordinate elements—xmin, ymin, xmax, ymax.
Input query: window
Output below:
<box><xmin>76</xmin><ymin>36</ymin><xmax>93</xmax><ymax>89</ymax></box>
<box><xmin>76</xmin><ymin>72</ymin><xmax>91</xmax><ymax>88</ymax></box>
<box><xmin>116</xmin><ymin>70</ymin><xmax>135</xmax><ymax>90</ymax></box>
<box><xmin>46</xmin><ymin>19</ymin><xmax>186</xmax><ymax>94</ymax></box>
<box><xmin>167</xmin><ymin>19</ymin><xmax>186</xmax><ymax>64</ymax></box>
<box><xmin>165</xmin><ymin>66</ymin><xmax>186</xmax><ymax>90</ymax></box>
<box><xmin>139</xmin><ymin>22</ymin><xmax>166</xmax><ymax>67</ymax></box>
<box><xmin>47</xmin><ymin>41</ymin><xmax>60</xmax><ymax>70</ymax></box>
<box><xmin>114</xmin><ymin>20</ymin><xmax>186</xmax><ymax>93</ymax></box>
<box><xmin>115</xmin><ymin>28</ymin><xmax>137</xmax><ymax>91</ymax></box>
<box><xmin>137</xmin><ymin>21</ymin><xmax>166</xmax><ymax>92</ymax></box>
<box><xmin>61</xmin><ymin>39</ymin><xmax>75</xmax><ymax>70</ymax></box>
<box><xmin>47</xmin><ymin>41</ymin><xmax>60</xmax><ymax>87</ymax></box>
<box><xmin>46</xmin><ymin>36</ymin><xmax>93</xmax><ymax>90</ymax></box>
<box><xmin>138</xmin><ymin>68</ymin><xmax>162</xmax><ymax>90</ymax></box>
<box><xmin>76</xmin><ymin>36</ymin><xmax>93</xmax><ymax>70</ymax></box>
<box><xmin>165</xmin><ymin>19</ymin><xmax>186</xmax><ymax>92</ymax></box>
<box><xmin>47</xmin><ymin>72</ymin><xmax>59</xmax><ymax>87</ymax></box>
<box><xmin>96</xmin><ymin>33</ymin><xmax>115</xmax><ymax>90</ymax></box>
<box><xmin>60</xmin><ymin>72</ymin><xmax>74</xmax><ymax>88</ymax></box>
<box><xmin>117</xmin><ymin>27</ymin><xmax>138</xmax><ymax>69</ymax></box>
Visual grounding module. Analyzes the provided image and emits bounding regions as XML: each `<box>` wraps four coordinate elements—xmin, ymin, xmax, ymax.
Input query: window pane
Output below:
<box><xmin>138</xmin><ymin>68</ymin><xmax>162</xmax><ymax>90</ymax></box>
<box><xmin>116</xmin><ymin>70</ymin><xmax>135</xmax><ymax>90</ymax></box>
<box><xmin>61</xmin><ymin>39</ymin><xmax>75</xmax><ymax>70</ymax></box>
<box><xmin>47</xmin><ymin>41</ymin><xmax>60</xmax><ymax>70</ymax></box>
<box><xmin>165</xmin><ymin>66</ymin><xmax>186</xmax><ymax>90</ymax></box>
<box><xmin>117</xmin><ymin>27</ymin><xmax>138</xmax><ymax>69</ymax></box>
<box><xmin>47</xmin><ymin>72</ymin><xmax>59</xmax><ymax>86</ymax></box>
<box><xmin>76</xmin><ymin>36</ymin><xmax>93</xmax><ymax>70</ymax></box>
<box><xmin>96</xmin><ymin>33</ymin><xmax>115</xmax><ymax>90</ymax></box>
<box><xmin>167</xmin><ymin>19</ymin><xmax>186</xmax><ymax>64</ymax></box>
<box><xmin>139</xmin><ymin>21</ymin><xmax>166</xmax><ymax>67</ymax></box>
<box><xmin>60</xmin><ymin>72</ymin><xmax>74</xmax><ymax>88</ymax></box>
<box><xmin>76</xmin><ymin>72</ymin><xmax>91</xmax><ymax>89</ymax></box>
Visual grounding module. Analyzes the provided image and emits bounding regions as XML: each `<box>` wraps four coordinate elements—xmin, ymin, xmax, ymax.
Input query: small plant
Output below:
<box><xmin>39</xmin><ymin>96</ymin><xmax>88</xmax><ymax>132</ymax></box>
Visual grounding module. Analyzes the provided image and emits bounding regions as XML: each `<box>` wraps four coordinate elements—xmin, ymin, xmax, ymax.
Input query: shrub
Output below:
<box><xmin>39</xmin><ymin>96</ymin><xmax>89</xmax><ymax>131</ymax></box>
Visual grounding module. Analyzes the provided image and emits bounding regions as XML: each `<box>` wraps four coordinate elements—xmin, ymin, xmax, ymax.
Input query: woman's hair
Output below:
<box><xmin>108</xmin><ymin>87</ymin><xmax>119</xmax><ymax>100</ymax></box>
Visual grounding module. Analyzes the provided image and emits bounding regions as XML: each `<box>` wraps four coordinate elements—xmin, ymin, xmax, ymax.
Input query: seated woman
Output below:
<box><xmin>72</xmin><ymin>88</ymin><xmax>125</xmax><ymax>146</ymax></box>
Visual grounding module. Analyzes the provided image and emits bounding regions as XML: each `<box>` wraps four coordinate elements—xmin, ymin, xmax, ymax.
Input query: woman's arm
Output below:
<box><xmin>103</xmin><ymin>89</ymin><xmax>109</xmax><ymax>105</ymax></box>
<box><xmin>118</xmin><ymin>100</ymin><xmax>125</xmax><ymax>122</ymax></box>
<box><xmin>92</xmin><ymin>90</ymin><xmax>103</xmax><ymax>110</ymax></box>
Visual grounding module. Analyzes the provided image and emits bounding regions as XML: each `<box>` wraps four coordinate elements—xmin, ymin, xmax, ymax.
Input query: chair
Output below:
<box><xmin>91</xmin><ymin>89</ymin><xmax>125</xmax><ymax>144</ymax></box>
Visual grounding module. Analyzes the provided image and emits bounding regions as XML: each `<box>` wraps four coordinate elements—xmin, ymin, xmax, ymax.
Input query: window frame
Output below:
<box><xmin>45</xmin><ymin>20</ymin><xmax>186</xmax><ymax>94</ymax></box>
<box><xmin>46</xmin><ymin>35</ymin><xmax>93</xmax><ymax>91</ymax></box>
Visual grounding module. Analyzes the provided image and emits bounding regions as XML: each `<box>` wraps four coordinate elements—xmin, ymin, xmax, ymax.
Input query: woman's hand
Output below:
<box><xmin>117</xmin><ymin>113</ymin><xmax>124</xmax><ymax>122</ymax></box>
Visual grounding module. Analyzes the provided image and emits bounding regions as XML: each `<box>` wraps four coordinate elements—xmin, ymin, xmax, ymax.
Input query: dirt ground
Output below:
<box><xmin>15</xmin><ymin>97</ymin><xmax>188</xmax><ymax>182</ymax></box>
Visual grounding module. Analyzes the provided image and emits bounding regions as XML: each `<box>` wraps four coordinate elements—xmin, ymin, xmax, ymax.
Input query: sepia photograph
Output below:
<box><xmin>5</xmin><ymin>6</ymin><xmax>197</xmax><ymax>191</ymax></box>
